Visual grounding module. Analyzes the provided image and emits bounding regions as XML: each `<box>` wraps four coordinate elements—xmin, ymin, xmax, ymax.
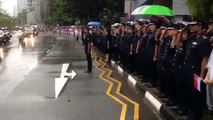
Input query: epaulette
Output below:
<box><xmin>203</xmin><ymin>35</ymin><xmax>208</xmax><ymax>39</ymax></box>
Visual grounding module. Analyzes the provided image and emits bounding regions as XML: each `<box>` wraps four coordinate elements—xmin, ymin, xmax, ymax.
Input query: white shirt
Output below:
<box><xmin>207</xmin><ymin>50</ymin><xmax>213</xmax><ymax>80</ymax></box>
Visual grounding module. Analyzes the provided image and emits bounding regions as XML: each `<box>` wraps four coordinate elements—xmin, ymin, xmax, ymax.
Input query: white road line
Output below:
<box><xmin>55</xmin><ymin>78</ymin><xmax>68</xmax><ymax>98</ymax></box>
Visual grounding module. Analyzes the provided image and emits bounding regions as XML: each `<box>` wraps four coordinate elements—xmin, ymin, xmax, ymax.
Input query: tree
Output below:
<box><xmin>0</xmin><ymin>0</ymin><xmax>15</xmax><ymax>28</ymax></box>
<box><xmin>185</xmin><ymin>0</ymin><xmax>213</xmax><ymax>20</ymax></box>
<box><xmin>48</xmin><ymin>0</ymin><xmax>116</xmax><ymax>26</ymax></box>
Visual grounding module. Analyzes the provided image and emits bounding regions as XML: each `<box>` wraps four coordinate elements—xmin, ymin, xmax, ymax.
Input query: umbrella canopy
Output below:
<box><xmin>87</xmin><ymin>21</ymin><xmax>101</xmax><ymax>27</ymax></box>
<box><xmin>131</xmin><ymin>5</ymin><xmax>148</xmax><ymax>15</ymax></box>
<box><xmin>132</xmin><ymin>5</ymin><xmax>175</xmax><ymax>16</ymax></box>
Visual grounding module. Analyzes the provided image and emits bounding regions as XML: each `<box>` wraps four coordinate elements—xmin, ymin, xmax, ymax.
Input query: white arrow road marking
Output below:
<box><xmin>60</xmin><ymin>63</ymin><xmax>70</xmax><ymax>78</ymax></box>
<box><xmin>55</xmin><ymin>63</ymin><xmax>77</xmax><ymax>98</ymax></box>
<box><xmin>64</xmin><ymin>70</ymin><xmax>77</xmax><ymax>79</ymax></box>
<box><xmin>55</xmin><ymin>78</ymin><xmax>68</xmax><ymax>98</ymax></box>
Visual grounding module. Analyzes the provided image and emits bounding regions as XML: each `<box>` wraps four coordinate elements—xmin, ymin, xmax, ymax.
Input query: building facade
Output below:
<box><xmin>17</xmin><ymin>0</ymin><xmax>27</xmax><ymax>25</ymax></box>
<box><xmin>26</xmin><ymin>0</ymin><xmax>36</xmax><ymax>25</ymax></box>
<box><xmin>17</xmin><ymin>0</ymin><xmax>51</xmax><ymax>26</ymax></box>
<box><xmin>40</xmin><ymin>0</ymin><xmax>51</xmax><ymax>24</ymax></box>
<box><xmin>13</xmin><ymin>6</ymin><xmax>17</xmax><ymax>17</ymax></box>
<box><xmin>172</xmin><ymin>0</ymin><xmax>189</xmax><ymax>21</ymax></box>
<box><xmin>17</xmin><ymin>0</ymin><xmax>27</xmax><ymax>14</ymax></box>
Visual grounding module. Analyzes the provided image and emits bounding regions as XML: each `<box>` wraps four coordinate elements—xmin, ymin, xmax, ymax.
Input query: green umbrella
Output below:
<box><xmin>131</xmin><ymin>5</ymin><xmax>148</xmax><ymax>15</ymax></box>
<box><xmin>135</xmin><ymin>5</ymin><xmax>175</xmax><ymax>16</ymax></box>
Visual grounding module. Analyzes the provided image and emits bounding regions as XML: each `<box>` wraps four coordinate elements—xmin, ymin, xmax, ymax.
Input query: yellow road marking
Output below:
<box><xmin>99</xmin><ymin>58</ymin><xmax>140</xmax><ymax>120</ymax></box>
<box><xmin>93</xmin><ymin>54</ymin><xmax>127</xmax><ymax>120</ymax></box>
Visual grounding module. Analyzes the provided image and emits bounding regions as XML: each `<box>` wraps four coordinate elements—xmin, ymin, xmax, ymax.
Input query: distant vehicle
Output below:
<box><xmin>4</xmin><ymin>30</ymin><xmax>12</xmax><ymax>41</ymax></box>
<box><xmin>19</xmin><ymin>26</ymin><xmax>37</xmax><ymax>43</ymax></box>
<box><xmin>23</xmin><ymin>26</ymin><xmax>34</xmax><ymax>36</ymax></box>
<box><xmin>0</xmin><ymin>30</ymin><xmax>7</xmax><ymax>44</ymax></box>
<box><xmin>33</xmin><ymin>28</ymin><xmax>39</xmax><ymax>36</ymax></box>
<box><xmin>17</xmin><ymin>30</ymin><xmax>23</xmax><ymax>37</ymax></box>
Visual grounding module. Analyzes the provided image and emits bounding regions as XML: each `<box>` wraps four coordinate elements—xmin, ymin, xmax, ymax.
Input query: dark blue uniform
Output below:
<box><xmin>124</xmin><ymin>33</ymin><xmax>134</xmax><ymax>72</ymax></box>
<box><xmin>112</xmin><ymin>35</ymin><xmax>118</xmax><ymax>61</ymax></box>
<box><xmin>182</xmin><ymin>34</ymin><xmax>212</xmax><ymax>120</ymax></box>
<box><xmin>84</xmin><ymin>33</ymin><xmax>92</xmax><ymax>72</ymax></box>
<box><xmin>137</xmin><ymin>34</ymin><xmax>148</xmax><ymax>79</ymax></box>
<box><xmin>119</xmin><ymin>35</ymin><xmax>126</xmax><ymax>67</ymax></box>
<box><xmin>162</xmin><ymin>36</ymin><xmax>176</xmax><ymax>100</ymax></box>
<box><xmin>156</xmin><ymin>36</ymin><xmax>174</xmax><ymax>96</ymax></box>
<box><xmin>145</xmin><ymin>31</ymin><xmax>157</xmax><ymax>84</ymax></box>
<box><xmin>172</xmin><ymin>38</ymin><xmax>193</xmax><ymax>108</ymax></box>
<box><xmin>132</xmin><ymin>34</ymin><xmax>140</xmax><ymax>74</ymax></box>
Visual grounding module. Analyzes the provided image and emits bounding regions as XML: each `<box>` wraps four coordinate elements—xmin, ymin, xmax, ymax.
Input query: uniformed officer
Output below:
<box><xmin>105</xmin><ymin>28</ymin><xmax>112</xmax><ymax>63</ymax></box>
<box><xmin>161</xmin><ymin>28</ymin><xmax>178</xmax><ymax>105</ymax></box>
<box><xmin>124</xmin><ymin>24</ymin><xmax>135</xmax><ymax>73</ymax></box>
<box><xmin>133</xmin><ymin>21</ymin><xmax>143</xmax><ymax>75</ymax></box>
<box><xmin>171</xmin><ymin>26</ymin><xmax>193</xmax><ymax>115</ymax></box>
<box><xmin>83</xmin><ymin>27</ymin><xmax>92</xmax><ymax>73</ymax></box>
<box><xmin>136</xmin><ymin>26</ymin><xmax>149</xmax><ymax>80</ymax></box>
<box><xmin>111</xmin><ymin>26</ymin><xmax>118</xmax><ymax>61</ymax></box>
<box><xmin>115</xmin><ymin>27</ymin><xmax>123</xmax><ymax>63</ymax></box>
<box><xmin>119</xmin><ymin>25</ymin><xmax>127</xmax><ymax>68</ymax></box>
<box><xmin>182</xmin><ymin>20</ymin><xmax>212</xmax><ymax>120</ymax></box>
<box><xmin>154</xmin><ymin>27</ymin><xmax>177</xmax><ymax>101</ymax></box>
<box><xmin>154</xmin><ymin>27</ymin><xmax>167</xmax><ymax>96</ymax></box>
<box><xmin>144</xmin><ymin>21</ymin><xmax>160</xmax><ymax>87</ymax></box>
<box><xmin>96</xmin><ymin>28</ymin><xmax>103</xmax><ymax>51</ymax></box>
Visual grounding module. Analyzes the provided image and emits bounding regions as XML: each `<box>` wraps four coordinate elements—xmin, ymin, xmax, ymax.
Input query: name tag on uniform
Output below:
<box><xmin>192</xmin><ymin>42</ymin><xmax>197</xmax><ymax>45</ymax></box>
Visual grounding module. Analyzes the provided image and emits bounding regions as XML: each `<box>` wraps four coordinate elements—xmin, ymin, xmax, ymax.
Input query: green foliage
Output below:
<box><xmin>48</xmin><ymin>0</ymin><xmax>116</xmax><ymax>26</ymax></box>
<box><xmin>0</xmin><ymin>0</ymin><xmax>15</xmax><ymax>28</ymax></box>
<box><xmin>185</xmin><ymin>0</ymin><xmax>213</xmax><ymax>20</ymax></box>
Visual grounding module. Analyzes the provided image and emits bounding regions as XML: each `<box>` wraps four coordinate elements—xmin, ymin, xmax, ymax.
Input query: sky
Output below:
<box><xmin>1</xmin><ymin>0</ymin><xmax>17</xmax><ymax>16</ymax></box>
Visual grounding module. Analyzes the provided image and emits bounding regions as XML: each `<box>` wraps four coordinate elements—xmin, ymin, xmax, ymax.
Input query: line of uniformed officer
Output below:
<box><xmin>90</xmin><ymin>19</ymin><xmax>213</xmax><ymax>120</ymax></box>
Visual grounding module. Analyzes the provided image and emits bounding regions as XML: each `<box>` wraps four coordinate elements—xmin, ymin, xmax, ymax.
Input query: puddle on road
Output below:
<box><xmin>44</xmin><ymin>96</ymin><xmax>56</xmax><ymax>100</ymax></box>
<box><xmin>0</xmin><ymin>37</ymin><xmax>41</xmax><ymax>97</ymax></box>
<box><xmin>0</xmin><ymin>35</ymin><xmax>56</xmax><ymax>98</ymax></box>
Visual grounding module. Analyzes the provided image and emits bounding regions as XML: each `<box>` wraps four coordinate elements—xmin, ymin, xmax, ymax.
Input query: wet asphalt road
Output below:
<box><xmin>0</xmin><ymin>32</ymin><xmax>56</xmax><ymax>98</ymax></box>
<box><xmin>0</xmin><ymin>33</ymin><xmax>163</xmax><ymax>120</ymax></box>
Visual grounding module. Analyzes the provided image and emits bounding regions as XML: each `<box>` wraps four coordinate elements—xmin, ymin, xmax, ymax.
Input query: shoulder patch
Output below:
<box><xmin>192</xmin><ymin>42</ymin><xmax>198</xmax><ymax>45</ymax></box>
<box><xmin>203</xmin><ymin>36</ymin><xmax>208</xmax><ymax>39</ymax></box>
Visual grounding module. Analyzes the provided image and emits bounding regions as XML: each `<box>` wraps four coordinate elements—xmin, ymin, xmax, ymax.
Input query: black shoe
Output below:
<box><xmin>133</xmin><ymin>72</ymin><xmax>138</xmax><ymax>76</ymax></box>
<box><xmin>140</xmin><ymin>79</ymin><xmax>147</xmax><ymax>83</ymax></box>
<box><xmin>170</xmin><ymin>105</ymin><xmax>180</xmax><ymax>112</ymax></box>
<box><xmin>138</xmin><ymin>75</ymin><xmax>143</xmax><ymax>79</ymax></box>
<box><xmin>157</xmin><ymin>93</ymin><xmax>166</xmax><ymax>98</ymax></box>
<box><xmin>166</xmin><ymin>100</ymin><xmax>175</xmax><ymax>106</ymax></box>
<box><xmin>146</xmin><ymin>83</ymin><xmax>156</xmax><ymax>88</ymax></box>
<box><xmin>84</xmin><ymin>71</ymin><xmax>92</xmax><ymax>73</ymax></box>
<box><xmin>177</xmin><ymin>107</ymin><xmax>188</xmax><ymax>115</ymax></box>
<box><xmin>127</xmin><ymin>70</ymin><xmax>134</xmax><ymax>74</ymax></box>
